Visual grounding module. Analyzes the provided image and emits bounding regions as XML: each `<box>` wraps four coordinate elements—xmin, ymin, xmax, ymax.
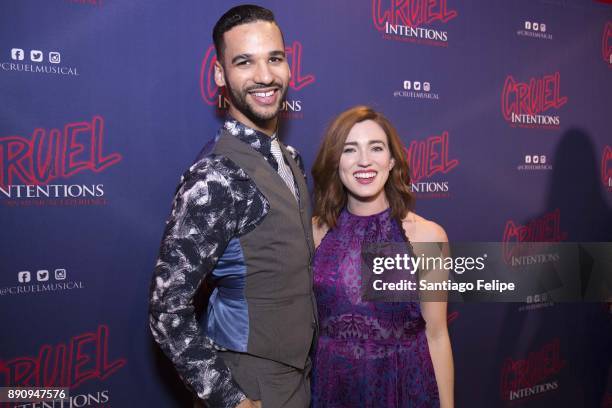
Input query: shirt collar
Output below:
<box><xmin>222</xmin><ymin>117</ymin><xmax>273</xmax><ymax>159</ymax></box>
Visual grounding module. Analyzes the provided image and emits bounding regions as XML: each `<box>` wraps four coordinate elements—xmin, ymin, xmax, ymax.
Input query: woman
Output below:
<box><xmin>311</xmin><ymin>106</ymin><xmax>454</xmax><ymax>407</ymax></box>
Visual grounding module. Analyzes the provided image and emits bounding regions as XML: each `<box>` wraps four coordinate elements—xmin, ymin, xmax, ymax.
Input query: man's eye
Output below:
<box><xmin>236</xmin><ymin>60</ymin><xmax>250</xmax><ymax>66</ymax></box>
<box><xmin>270</xmin><ymin>57</ymin><xmax>283</xmax><ymax>63</ymax></box>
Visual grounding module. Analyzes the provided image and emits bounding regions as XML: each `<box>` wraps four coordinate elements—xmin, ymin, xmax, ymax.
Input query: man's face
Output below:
<box><xmin>214</xmin><ymin>21</ymin><xmax>290</xmax><ymax>132</ymax></box>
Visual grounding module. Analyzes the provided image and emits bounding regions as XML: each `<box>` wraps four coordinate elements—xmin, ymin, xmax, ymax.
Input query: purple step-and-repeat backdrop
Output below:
<box><xmin>1</xmin><ymin>1</ymin><xmax>611</xmax><ymax>407</ymax></box>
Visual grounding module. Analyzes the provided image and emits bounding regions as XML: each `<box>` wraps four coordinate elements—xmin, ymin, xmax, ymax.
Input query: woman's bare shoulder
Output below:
<box><xmin>401</xmin><ymin>212</ymin><xmax>448</xmax><ymax>243</ymax></box>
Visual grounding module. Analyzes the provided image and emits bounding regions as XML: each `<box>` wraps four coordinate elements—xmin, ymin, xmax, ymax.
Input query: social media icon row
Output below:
<box><xmin>10</xmin><ymin>48</ymin><xmax>61</xmax><ymax>64</ymax></box>
<box><xmin>524</xmin><ymin>21</ymin><xmax>546</xmax><ymax>32</ymax></box>
<box><xmin>403</xmin><ymin>81</ymin><xmax>431</xmax><ymax>92</ymax></box>
<box><xmin>525</xmin><ymin>155</ymin><xmax>547</xmax><ymax>164</ymax></box>
<box><xmin>526</xmin><ymin>293</ymin><xmax>548</xmax><ymax>303</ymax></box>
<box><xmin>17</xmin><ymin>269</ymin><xmax>66</xmax><ymax>283</ymax></box>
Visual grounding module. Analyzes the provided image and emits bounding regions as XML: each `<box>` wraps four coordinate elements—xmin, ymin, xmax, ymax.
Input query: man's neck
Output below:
<box><xmin>228</xmin><ymin>109</ymin><xmax>277</xmax><ymax>136</ymax></box>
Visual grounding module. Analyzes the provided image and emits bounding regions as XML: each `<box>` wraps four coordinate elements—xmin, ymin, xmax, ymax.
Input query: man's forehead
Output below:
<box><xmin>222</xmin><ymin>21</ymin><xmax>284</xmax><ymax>54</ymax></box>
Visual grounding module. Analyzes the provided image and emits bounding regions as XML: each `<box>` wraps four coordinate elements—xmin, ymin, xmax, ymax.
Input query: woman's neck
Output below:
<box><xmin>346</xmin><ymin>193</ymin><xmax>389</xmax><ymax>216</ymax></box>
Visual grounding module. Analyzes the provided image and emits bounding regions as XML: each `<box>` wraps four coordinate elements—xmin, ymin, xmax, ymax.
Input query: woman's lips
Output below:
<box><xmin>354</xmin><ymin>170</ymin><xmax>377</xmax><ymax>184</ymax></box>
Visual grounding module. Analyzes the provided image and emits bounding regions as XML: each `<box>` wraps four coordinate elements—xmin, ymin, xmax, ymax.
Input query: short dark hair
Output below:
<box><xmin>212</xmin><ymin>4</ymin><xmax>277</xmax><ymax>60</ymax></box>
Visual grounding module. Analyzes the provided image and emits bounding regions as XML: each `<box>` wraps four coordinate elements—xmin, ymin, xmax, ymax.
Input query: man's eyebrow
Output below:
<box><xmin>231</xmin><ymin>53</ymin><xmax>252</xmax><ymax>64</ymax></box>
<box><xmin>269</xmin><ymin>50</ymin><xmax>286</xmax><ymax>57</ymax></box>
<box><xmin>231</xmin><ymin>50</ymin><xmax>285</xmax><ymax>64</ymax></box>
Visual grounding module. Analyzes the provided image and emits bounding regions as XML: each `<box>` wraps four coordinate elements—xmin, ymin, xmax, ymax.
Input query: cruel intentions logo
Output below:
<box><xmin>603</xmin><ymin>22</ymin><xmax>612</xmax><ymax>66</ymax></box>
<box><xmin>200</xmin><ymin>41</ymin><xmax>315</xmax><ymax>119</ymax></box>
<box><xmin>603</xmin><ymin>145</ymin><xmax>612</xmax><ymax>191</ymax></box>
<box><xmin>0</xmin><ymin>325</ymin><xmax>125</xmax><ymax>408</ymax></box>
<box><xmin>372</xmin><ymin>0</ymin><xmax>458</xmax><ymax>47</ymax></box>
<box><xmin>500</xmin><ymin>339</ymin><xmax>565</xmax><ymax>402</ymax></box>
<box><xmin>0</xmin><ymin>116</ymin><xmax>122</xmax><ymax>207</ymax></box>
<box><xmin>404</xmin><ymin>131</ymin><xmax>459</xmax><ymax>198</ymax></box>
<box><xmin>501</xmin><ymin>72</ymin><xmax>567</xmax><ymax>129</ymax></box>
<box><xmin>502</xmin><ymin>209</ymin><xmax>568</xmax><ymax>266</ymax></box>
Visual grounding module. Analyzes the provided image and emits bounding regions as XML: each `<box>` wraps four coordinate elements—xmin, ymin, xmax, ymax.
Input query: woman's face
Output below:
<box><xmin>338</xmin><ymin>120</ymin><xmax>395</xmax><ymax>205</ymax></box>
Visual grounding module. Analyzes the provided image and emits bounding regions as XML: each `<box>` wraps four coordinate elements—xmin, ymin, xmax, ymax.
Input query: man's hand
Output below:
<box><xmin>236</xmin><ymin>398</ymin><xmax>262</xmax><ymax>408</ymax></box>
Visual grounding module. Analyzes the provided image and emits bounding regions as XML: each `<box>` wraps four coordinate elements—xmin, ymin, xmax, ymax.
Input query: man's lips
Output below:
<box><xmin>248</xmin><ymin>88</ymin><xmax>279</xmax><ymax>105</ymax></box>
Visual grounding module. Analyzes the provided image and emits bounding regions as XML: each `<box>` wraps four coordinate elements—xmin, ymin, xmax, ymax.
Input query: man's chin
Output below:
<box><xmin>247</xmin><ymin>106</ymin><xmax>282</xmax><ymax>123</ymax></box>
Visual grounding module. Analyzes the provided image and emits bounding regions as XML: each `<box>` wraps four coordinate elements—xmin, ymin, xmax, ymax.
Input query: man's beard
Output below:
<box><xmin>224</xmin><ymin>77</ymin><xmax>287</xmax><ymax>127</ymax></box>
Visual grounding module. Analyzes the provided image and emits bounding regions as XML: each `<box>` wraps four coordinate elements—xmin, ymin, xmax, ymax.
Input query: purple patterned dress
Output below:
<box><xmin>312</xmin><ymin>208</ymin><xmax>439</xmax><ymax>408</ymax></box>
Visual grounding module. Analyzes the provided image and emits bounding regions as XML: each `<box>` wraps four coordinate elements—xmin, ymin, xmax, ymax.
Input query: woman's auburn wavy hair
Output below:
<box><xmin>312</xmin><ymin>106</ymin><xmax>414</xmax><ymax>229</ymax></box>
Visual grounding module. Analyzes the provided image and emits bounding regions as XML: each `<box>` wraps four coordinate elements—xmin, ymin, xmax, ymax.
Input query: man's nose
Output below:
<box><xmin>253</xmin><ymin>61</ymin><xmax>273</xmax><ymax>84</ymax></box>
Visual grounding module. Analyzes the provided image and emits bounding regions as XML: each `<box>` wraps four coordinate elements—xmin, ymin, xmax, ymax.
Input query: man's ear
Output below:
<box><xmin>214</xmin><ymin>60</ymin><xmax>225</xmax><ymax>87</ymax></box>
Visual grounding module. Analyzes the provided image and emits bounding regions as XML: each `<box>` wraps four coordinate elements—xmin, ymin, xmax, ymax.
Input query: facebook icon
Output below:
<box><xmin>18</xmin><ymin>271</ymin><xmax>31</xmax><ymax>283</ymax></box>
<box><xmin>11</xmin><ymin>48</ymin><xmax>24</xmax><ymax>61</ymax></box>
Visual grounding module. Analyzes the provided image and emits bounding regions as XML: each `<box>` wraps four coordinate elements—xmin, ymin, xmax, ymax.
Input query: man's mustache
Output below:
<box><xmin>245</xmin><ymin>83</ymin><xmax>284</xmax><ymax>92</ymax></box>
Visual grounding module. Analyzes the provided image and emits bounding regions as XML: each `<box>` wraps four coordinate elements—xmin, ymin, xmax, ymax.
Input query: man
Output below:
<box><xmin>149</xmin><ymin>5</ymin><xmax>317</xmax><ymax>408</ymax></box>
